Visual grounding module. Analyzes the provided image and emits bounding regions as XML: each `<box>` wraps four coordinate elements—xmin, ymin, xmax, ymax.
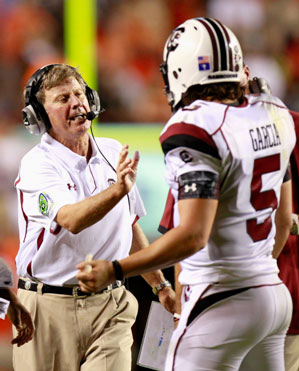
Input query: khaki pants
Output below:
<box><xmin>285</xmin><ymin>335</ymin><xmax>299</xmax><ymax>371</ymax></box>
<box><xmin>13</xmin><ymin>286</ymin><xmax>138</xmax><ymax>371</ymax></box>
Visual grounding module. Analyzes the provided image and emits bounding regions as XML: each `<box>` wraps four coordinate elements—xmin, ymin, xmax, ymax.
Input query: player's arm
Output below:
<box><xmin>272</xmin><ymin>179</ymin><xmax>293</xmax><ymax>258</ymax></box>
<box><xmin>120</xmin><ymin>197</ymin><xmax>218</xmax><ymax>274</ymax></box>
<box><xmin>55</xmin><ymin>145</ymin><xmax>138</xmax><ymax>234</ymax></box>
<box><xmin>76</xmin><ymin>197</ymin><xmax>218</xmax><ymax>292</ymax></box>
<box><xmin>129</xmin><ymin>222</ymin><xmax>176</xmax><ymax>314</ymax></box>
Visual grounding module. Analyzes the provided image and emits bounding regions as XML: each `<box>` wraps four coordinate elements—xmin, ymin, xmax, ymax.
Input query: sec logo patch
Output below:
<box><xmin>39</xmin><ymin>193</ymin><xmax>54</xmax><ymax>216</ymax></box>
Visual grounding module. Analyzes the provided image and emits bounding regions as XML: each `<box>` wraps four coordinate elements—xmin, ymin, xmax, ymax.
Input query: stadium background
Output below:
<box><xmin>0</xmin><ymin>0</ymin><xmax>298</xmax><ymax>370</ymax></box>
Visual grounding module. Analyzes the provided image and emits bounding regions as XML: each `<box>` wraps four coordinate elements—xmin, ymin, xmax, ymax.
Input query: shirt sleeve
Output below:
<box><xmin>15</xmin><ymin>155</ymin><xmax>76</xmax><ymax>232</ymax></box>
<box><xmin>160</xmin><ymin>121</ymin><xmax>222</xmax><ymax>189</ymax></box>
<box><xmin>128</xmin><ymin>183</ymin><xmax>146</xmax><ymax>224</ymax></box>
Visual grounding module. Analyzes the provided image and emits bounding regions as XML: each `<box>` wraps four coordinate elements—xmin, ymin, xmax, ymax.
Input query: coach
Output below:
<box><xmin>13</xmin><ymin>63</ymin><xmax>175</xmax><ymax>371</ymax></box>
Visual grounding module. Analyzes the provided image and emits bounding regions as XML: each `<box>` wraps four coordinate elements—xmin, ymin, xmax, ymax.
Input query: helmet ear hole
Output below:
<box><xmin>173</xmin><ymin>71</ymin><xmax>179</xmax><ymax>79</ymax></box>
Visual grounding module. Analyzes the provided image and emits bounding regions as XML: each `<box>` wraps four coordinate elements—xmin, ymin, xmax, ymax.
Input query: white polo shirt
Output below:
<box><xmin>15</xmin><ymin>133</ymin><xmax>146</xmax><ymax>286</ymax></box>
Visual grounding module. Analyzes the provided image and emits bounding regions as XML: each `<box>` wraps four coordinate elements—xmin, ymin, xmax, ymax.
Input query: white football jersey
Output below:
<box><xmin>159</xmin><ymin>94</ymin><xmax>296</xmax><ymax>287</ymax></box>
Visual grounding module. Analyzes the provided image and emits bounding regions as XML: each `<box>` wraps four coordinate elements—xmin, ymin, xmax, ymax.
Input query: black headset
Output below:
<box><xmin>22</xmin><ymin>64</ymin><xmax>101</xmax><ymax>135</ymax></box>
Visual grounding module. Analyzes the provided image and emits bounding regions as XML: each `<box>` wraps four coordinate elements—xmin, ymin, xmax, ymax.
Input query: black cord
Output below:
<box><xmin>90</xmin><ymin>125</ymin><xmax>116</xmax><ymax>172</ymax></box>
<box><xmin>90</xmin><ymin>124</ymin><xmax>131</xmax><ymax>212</ymax></box>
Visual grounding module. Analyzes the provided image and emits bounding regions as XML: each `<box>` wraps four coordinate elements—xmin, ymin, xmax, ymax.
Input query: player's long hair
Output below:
<box><xmin>180</xmin><ymin>82</ymin><xmax>244</xmax><ymax>107</ymax></box>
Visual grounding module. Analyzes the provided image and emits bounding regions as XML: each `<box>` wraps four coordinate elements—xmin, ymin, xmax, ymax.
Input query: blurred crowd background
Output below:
<box><xmin>0</xmin><ymin>0</ymin><xmax>298</xmax><ymax>370</ymax></box>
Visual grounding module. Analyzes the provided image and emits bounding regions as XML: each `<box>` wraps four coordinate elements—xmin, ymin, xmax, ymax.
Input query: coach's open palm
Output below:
<box><xmin>115</xmin><ymin>145</ymin><xmax>139</xmax><ymax>196</ymax></box>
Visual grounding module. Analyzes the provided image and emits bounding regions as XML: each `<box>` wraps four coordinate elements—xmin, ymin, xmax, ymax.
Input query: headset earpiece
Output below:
<box><xmin>22</xmin><ymin>105</ymin><xmax>48</xmax><ymax>135</ymax></box>
<box><xmin>85</xmin><ymin>85</ymin><xmax>101</xmax><ymax>113</ymax></box>
<box><xmin>22</xmin><ymin>65</ymin><xmax>54</xmax><ymax>135</ymax></box>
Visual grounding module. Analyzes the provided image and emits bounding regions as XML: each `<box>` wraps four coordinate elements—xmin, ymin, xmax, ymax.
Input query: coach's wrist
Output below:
<box><xmin>109</xmin><ymin>183</ymin><xmax>127</xmax><ymax>203</ymax></box>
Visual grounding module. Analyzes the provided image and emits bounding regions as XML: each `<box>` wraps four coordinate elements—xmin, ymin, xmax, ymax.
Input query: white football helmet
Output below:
<box><xmin>160</xmin><ymin>17</ymin><xmax>243</xmax><ymax>110</ymax></box>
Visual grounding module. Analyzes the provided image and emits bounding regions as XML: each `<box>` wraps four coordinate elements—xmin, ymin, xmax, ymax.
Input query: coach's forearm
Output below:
<box><xmin>56</xmin><ymin>183</ymin><xmax>126</xmax><ymax>234</ymax></box>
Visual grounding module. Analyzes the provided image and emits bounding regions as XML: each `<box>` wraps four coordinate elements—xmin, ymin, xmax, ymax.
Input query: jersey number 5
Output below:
<box><xmin>247</xmin><ymin>154</ymin><xmax>280</xmax><ymax>242</ymax></box>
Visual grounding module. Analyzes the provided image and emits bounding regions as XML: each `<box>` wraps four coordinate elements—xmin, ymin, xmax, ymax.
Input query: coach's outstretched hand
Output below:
<box><xmin>115</xmin><ymin>145</ymin><xmax>140</xmax><ymax>197</ymax></box>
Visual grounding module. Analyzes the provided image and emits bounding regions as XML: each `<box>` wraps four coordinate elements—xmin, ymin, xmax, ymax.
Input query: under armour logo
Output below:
<box><xmin>184</xmin><ymin>183</ymin><xmax>197</xmax><ymax>193</ymax></box>
<box><xmin>67</xmin><ymin>183</ymin><xmax>77</xmax><ymax>191</ymax></box>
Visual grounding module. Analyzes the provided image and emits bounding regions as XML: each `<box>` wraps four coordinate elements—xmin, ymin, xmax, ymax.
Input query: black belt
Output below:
<box><xmin>18</xmin><ymin>279</ymin><xmax>123</xmax><ymax>297</ymax></box>
<box><xmin>187</xmin><ymin>286</ymin><xmax>251</xmax><ymax>326</ymax></box>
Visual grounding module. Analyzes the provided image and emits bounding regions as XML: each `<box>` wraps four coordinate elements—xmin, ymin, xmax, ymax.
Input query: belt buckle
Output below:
<box><xmin>72</xmin><ymin>286</ymin><xmax>80</xmax><ymax>298</ymax></box>
<box><xmin>116</xmin><ymin>280</ymin><xmax>122</xmax><ymax>288</ymax></box>
<box><xmin>72</xmin><ymin>286</ymin><xmax>91</xmax><ymax>297</ymax></box>
<box><xmin>24</xmin><ymin>280</ymin><xmax>32</xmax><ymax>290</ymax></box>
<box><xmin>104</xmin><ymin>284</ymin><xmax>113</xmax><ymax>293</ymax></box>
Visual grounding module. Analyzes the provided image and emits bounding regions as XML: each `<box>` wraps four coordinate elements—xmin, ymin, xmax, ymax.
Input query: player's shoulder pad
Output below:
<box><xmin>248</xmin><ymin>93</ymin><xmax>287</xmax><ymax>109</ymax></box>
<box><xmin>165</xmin><ymin>99</ymin><xmax>228</xmax><ymax>135</ymax></box>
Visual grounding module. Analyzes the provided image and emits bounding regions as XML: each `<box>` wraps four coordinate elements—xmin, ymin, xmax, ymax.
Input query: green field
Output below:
<box><xmin>92</xmin><ymin>123</ymin><xmax>168</xmax><ymax>241</ymax></box>
<box><xmin>92</xmin><ymin>123</ymin><xmax>164</xmax><ymax>153</ymax></box>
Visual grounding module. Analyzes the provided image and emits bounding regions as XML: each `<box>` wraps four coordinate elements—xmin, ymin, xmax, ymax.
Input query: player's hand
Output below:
<box><xmin>76</xmin><ymin>260</ymin><xmax>114</xmax><ymax>292</ymax></box>
<box><xmin>7</xmin><ymin>295</ymin><xmax>34</xmax><ymax>347</ymax></box>
<box><xmin>157</xmin><ymin>286</ymin><xmax>176</xmax><ymax>314</ymax></box>
<box><xmin>115</xmin><ymin>145</ymin><xmax>139</xmax><ymax>195</ymax></box>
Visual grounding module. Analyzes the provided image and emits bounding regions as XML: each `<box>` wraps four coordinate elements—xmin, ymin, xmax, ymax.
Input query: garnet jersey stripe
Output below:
<box><xmin>160</xmin><ymin>122</ymin><xmax>220</xmax><ymax>159</ymax></box>
<box><xmin>158</xmin><ymin>189</ymin><xmax>175</xmax><ymax>234</ymax></box>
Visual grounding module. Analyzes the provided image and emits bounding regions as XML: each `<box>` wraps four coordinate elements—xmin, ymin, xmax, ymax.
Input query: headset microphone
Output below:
<box><xmin>86</xmin><ymin>111</ymin><xmax>99</xmax><ymax>121</ymax></box>
<box><xmin>86</xmin><ymin>108</ymin><xmax>105</xmax><ymax>121</ymax></box>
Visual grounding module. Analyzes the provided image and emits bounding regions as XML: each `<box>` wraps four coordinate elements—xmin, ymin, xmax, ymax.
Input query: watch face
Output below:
<box><xmin>152</xmin><ymin>281</ymin><xmax>171</xmax><ymax>295</ymax></box>
<box><xmin>152</xmin><ymin>287</ymin><xmax>158</xmax><ymax>295</ymax></box>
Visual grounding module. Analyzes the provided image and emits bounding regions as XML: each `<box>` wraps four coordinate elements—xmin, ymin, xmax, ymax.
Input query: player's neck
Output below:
<box><xmin>206</xmin><ymin>97</ymin><xmax>239</xmax><ymax>105</ymax></box>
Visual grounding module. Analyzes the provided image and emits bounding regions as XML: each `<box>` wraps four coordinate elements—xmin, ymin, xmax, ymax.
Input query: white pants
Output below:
<box><xmin>165</xmin><ymin>283</ymin><xmax>292</xmax><ymax>371</ymax></box>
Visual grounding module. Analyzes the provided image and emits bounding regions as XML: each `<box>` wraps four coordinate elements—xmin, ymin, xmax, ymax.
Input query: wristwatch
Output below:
<box><xmin>152</xmin><ymin>280</ymin><xmax>172</xmax><ymax>295</ymax></box>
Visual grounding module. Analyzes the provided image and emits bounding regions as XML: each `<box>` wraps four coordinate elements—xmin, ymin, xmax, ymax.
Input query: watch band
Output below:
<box><xmin>112</xmin><ymin>260</ymin><xmax>124</xmax><ymax>281</ymax></box>
<box><xmin>152</xmin><ymin>280</ymin><xmax>171</xmax><ymax>295</ymax></box>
